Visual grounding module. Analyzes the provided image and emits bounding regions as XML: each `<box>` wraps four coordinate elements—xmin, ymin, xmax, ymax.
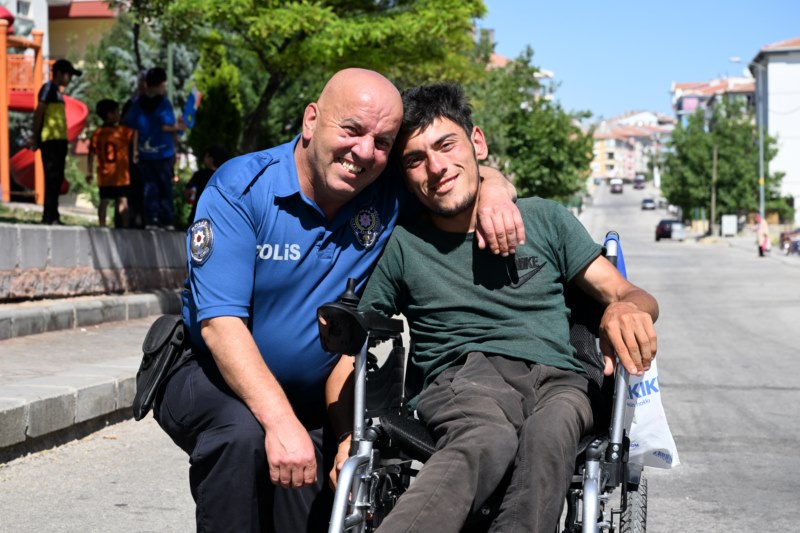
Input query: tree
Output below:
<box><xmin>468</xmin><ymin>47</ymin><xmax>594</xmax><ymax>201</ymax></box>
<box><xmin>188</xmin><ymin>35</ymin><xmax>243</xmax><ymax>158</ymax></box>
<box><xmin>661</xmin><ymin>100</ymin><xmax>790</xmax><ymax>221</ymax></box>
<box><xmin>140</xmin><ymin>0</ymin><xmax>487</xmax><ymax>151</ymax></box>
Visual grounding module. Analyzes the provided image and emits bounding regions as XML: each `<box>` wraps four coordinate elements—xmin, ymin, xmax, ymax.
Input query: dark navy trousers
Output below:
<box><xmin>138</xmin><ymin>158</ymin><xmax>174</xmax><ymax>226</ymax></box>
<box><xmin>154</xmin><ymin>355</ymin><xmax>335</xmax><ymax>533</ymax></box>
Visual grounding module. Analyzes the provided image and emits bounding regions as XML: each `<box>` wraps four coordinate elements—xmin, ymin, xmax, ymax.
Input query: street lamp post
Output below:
<box><xmin>731</xmin><ymin>57</ymin><xmax>766</xmax><ymax>219</ymax></box>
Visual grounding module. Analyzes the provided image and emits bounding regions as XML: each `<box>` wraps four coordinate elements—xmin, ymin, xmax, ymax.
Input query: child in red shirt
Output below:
<box><xmin>87</xmin><ymin>99</ymin><xmax>138</xmax><ymax>227</ymax></box>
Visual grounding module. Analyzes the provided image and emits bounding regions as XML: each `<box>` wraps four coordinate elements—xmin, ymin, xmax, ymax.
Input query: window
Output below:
<box><xmin>17</xmin><ymin>1</ymin><xmax>31</xmax><ymax>17</ymax></box>
<box><xmin>607</xmin><ymin>152</ymin><xmax>614</xmax><ymax>160</ymax></box>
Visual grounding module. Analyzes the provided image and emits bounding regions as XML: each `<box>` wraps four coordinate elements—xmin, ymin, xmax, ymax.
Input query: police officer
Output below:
<box><xmin>153</xmin><ymin>68</ymin><xmax>523</xmax><ymax>533</ymax></box>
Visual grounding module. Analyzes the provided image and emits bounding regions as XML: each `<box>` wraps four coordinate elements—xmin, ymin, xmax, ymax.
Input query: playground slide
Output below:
<box><xmin>8</xmin><ymin>91</ymin><xmax>89</xmax><ymax>194</ymax></box>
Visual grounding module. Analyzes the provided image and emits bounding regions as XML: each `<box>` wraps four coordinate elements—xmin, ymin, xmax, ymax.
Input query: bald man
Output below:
<box><xmin>153</xmin><ymin>69</ymin><xmax>522</xmax><ymax>532</ymax></box>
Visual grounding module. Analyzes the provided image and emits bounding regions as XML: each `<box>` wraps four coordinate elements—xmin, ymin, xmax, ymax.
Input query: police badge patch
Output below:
<box><xmin>350</xmin><ymin>207</ymin><xmax>382</xmax><ymax>249</ymax></box>
<box><xmin>189</xmin><ymin>218</ymin><xmax>214</xmax><ymax>264</ymax></box>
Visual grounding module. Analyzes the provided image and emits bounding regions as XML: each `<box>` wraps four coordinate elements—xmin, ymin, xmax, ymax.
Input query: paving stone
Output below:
<box><xmin>43</xmin><ymin>302</ymin><xmax>76</xmax><ymax>332</ymax></box>
<box><xmin>0</xmin><ymin>225</ymin><xmax>19</xmax><ymax>269</ymax></box>
<box><xmin>74</xmin><ymin>300</ymin><xmax>105</xmax><ymax>327</ymax></box>
<box><xmin>11</xmin><ymin>308</ymin><xmax>46</xmax><ymax>337</ymax></box>
<box><xmin>0</xmin><ymin>398</ymin><xmax>27</xmax><ymax>448</ymax></box>
<box><xmin>18</xmin><ymin>226</ymin><xmax>49</xmax><ymax>269</ymax></box>
<box><xmin>0</xmin><ymin>384</ymin><xmax>76</xmax><ymax>438</ymax></box>
<box><xmin>49</xmin><ymin>226</ymin><xmax>80</xmax><ymax>268</ymax></box>
<box><xmin>85</xmin><ymin>228</ymin><xmax>124</xmax><ymax>269</ymax></box>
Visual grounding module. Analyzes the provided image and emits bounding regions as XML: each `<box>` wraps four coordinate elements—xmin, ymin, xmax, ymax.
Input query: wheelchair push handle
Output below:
<box><xmin>318</xmin><ymin>278</ymin><xmax>404</xmax><ymax>355</ymax></box>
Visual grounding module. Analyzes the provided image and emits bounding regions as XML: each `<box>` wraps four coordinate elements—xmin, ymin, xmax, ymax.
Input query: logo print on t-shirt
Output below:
<box><xmin>350</xmin><ymin>206</ymin><xmax>382</xmax><ymax>249</ymax></box>
<box><xmin>507</xmin><ymin>255</ymin><xmax>545</xmax><ymax>288</ymax></box>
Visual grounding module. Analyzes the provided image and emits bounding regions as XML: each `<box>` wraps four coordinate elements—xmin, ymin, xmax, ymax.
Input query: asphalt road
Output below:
<box><xmin>583</xmin><ymin>184</ymin><xmax>800</xmax><ymax>532</ymax></box>
<box><xmin>1</xmin><ymin>184</ymin><xmax>798</xmax><ymax>532</ymax></box>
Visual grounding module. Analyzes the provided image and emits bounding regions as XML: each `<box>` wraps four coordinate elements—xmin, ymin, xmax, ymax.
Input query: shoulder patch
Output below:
<box><xmin>189</xmin><ymin>218</ymin><xmax>214</xmax><ymax>265</ymax></box>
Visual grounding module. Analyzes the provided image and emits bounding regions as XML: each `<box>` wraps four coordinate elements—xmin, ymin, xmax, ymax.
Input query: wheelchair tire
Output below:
<box><xmin>620</xmin><ymin>476</ymin><xmax>647</xmax><ymax>533</ymax></box>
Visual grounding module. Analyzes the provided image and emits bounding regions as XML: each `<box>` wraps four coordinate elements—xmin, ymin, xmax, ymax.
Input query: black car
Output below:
<box><xmin>655</xmin><ymin>219</ymin><xmax>685</xmax><ymax>241</ymax></box>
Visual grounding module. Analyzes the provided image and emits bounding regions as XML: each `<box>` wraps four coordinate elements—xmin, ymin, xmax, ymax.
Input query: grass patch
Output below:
<box><xmin>0</xmin><ymin>203</ymin><xmax>99</xmax><ymax>227</ymax></box>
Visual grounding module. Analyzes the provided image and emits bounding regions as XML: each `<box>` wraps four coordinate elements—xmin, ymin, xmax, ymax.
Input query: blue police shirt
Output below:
<box><xmin>183</xmin><ymin>136</ymin><xmax>407</xmax><ymax>405</ymax></box>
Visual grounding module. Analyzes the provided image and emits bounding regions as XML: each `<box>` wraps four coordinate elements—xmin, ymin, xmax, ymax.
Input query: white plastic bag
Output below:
<box><xmin>624</xmin><ymin>359</ymin><xmax>680</xmax><ymax>468</ymax></box>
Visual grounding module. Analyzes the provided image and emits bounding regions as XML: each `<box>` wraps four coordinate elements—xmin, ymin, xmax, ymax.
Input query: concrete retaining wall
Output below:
<box><xmin>0</xmin><ymin>224</ymin><xmax>187</xmax><ymax>302</ymax></box>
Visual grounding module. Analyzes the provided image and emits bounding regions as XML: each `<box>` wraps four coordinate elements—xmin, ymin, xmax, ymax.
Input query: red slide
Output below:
<box><xmin>8</xmin><ymin>90</ymin><xmax>89</xmax><ymax>194</ymax></box>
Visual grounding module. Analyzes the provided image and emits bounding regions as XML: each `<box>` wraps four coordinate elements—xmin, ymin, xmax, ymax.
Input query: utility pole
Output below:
<box><xmin>710</xmin><ymin>144</ymin><xmax>717</xmax><ymax>236</ymax></box>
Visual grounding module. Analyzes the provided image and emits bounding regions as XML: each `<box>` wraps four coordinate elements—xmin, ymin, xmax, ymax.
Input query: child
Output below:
<box><xmin>87</xmin><ymin>99</ymin><xmax>138</xmax><ymax>227</ymax></box>
<box><xmin>184</xmin><ymin>144</ymin><xmax>231</xmax><ymax>224</ymax></box>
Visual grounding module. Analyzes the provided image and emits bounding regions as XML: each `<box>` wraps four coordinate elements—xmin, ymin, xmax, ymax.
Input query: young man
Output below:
<box><xmin>31</xmin><ymin>58</ymin><xmax>81</xmax><ymax>225</ymax></box>
<box><xmin>123</xmin><ymin>67</ymin><xmax>186</xmax><ymax>229</ymax></box>
<box><xmin>87</xmin><ymin>99</ymin><xmax>138</xmax><ymax>227</ymax></box>
<box><xmin>356</xmin><ymin>83</ymin><xmax>659</xmax><ymax>533</ymax></box>
<box><xmin>153</xmin><ymin>69</ymin><xmax>523</xmax><ymax>533</ymax></box>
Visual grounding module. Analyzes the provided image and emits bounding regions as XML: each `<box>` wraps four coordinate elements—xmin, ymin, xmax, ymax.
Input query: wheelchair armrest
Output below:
<box><xmin>318</xmin><ymin>302</ymin><xmax>404</xmax><ymax>355</ymax></box>
<box><xmin>379</xmin><ymin>412</ymin><xmax>436</xmax><ymax>463</ymax></box>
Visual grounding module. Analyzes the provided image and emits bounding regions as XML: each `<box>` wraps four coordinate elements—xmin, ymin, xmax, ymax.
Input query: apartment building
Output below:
<box><xmin>671</xmin><ymin>77</ymin><xmax>755</xmax><ymax>125</ymax></box>
<box><xmin>670</xmin><ymin>37</ymin><xmax>800</xmax><ymax>226</ymax></box>
<box><xmin>0</xmin><ymin>0</ymin><xmax>114</xmax><ymax>60</ymax></box>
<box><xmin>590</xmin><ymin>111</ymin><xmax>673</xmax><ymax>184</ymax></box>
<box><xmin>752</xmin><ymin>37</ymin><xmax>800</xmax><ymax>226</ymax></box>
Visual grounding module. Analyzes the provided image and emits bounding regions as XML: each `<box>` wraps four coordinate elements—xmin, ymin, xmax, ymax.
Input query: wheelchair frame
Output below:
<box><xmin>318</xmin><ymin>232</ymin><xmax>647</xmax><ymax>533</ymax></box>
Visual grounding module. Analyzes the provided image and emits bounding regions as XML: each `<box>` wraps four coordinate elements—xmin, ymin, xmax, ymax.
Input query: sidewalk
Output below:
<box><xmin>0</xmin><ymin>291</ymin><xmax>180</xmax><ymax>462</ymax></box>
<box><xmin>694</xmin><ymin>228</ymin><xmax>800</xmax><ymax>268</ymax></box>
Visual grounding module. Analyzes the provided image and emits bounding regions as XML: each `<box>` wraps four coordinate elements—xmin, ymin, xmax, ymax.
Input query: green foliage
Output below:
<box><xmin>661</xmin><ymin>100</ymin><xmax>790</xmax><ymax>221</ymax></box>
<box><xmin>74</xmin><ymin>14</ymin><xmax>198</xmax><ymax>133</ymax></box>
<box><xmin>468</xmin><ymin>47</ymin><xmax>594</xmax><ymax>201</ymax></box>
<box><xmin>172</xmin><ymin>166</ymin><xmax>193</xmax><ymax>230</ymax></box>
<box><xmin>143</xmin><ymin>0</ymin><xmax>486</xmax><ymax>150</ymax></box>
<box><xmin>188</xmin><ymin>35</ymin><xmax>244</xmax><ymax>158</ymax></box>
<box><xmin>65</xmin><ymin>155</ymin><xmax>98</xmax><ymax>207</ymax></box>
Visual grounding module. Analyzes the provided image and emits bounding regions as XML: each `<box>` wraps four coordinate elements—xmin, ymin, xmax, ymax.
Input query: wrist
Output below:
<box><xmin>338</xmin><ymin>431</ymin><xmax>353</xmax><ymax>445</ymax></box>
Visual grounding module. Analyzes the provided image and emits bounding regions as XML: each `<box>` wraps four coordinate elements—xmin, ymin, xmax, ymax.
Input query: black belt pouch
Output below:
<box><xmin>133</xmin><ymin>314</ymin><xmax>186</xmax><ymax>421</ymax></box>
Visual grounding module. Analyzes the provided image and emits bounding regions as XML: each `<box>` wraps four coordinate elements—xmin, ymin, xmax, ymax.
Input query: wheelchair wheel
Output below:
<box><xmin>620</xmin><ymin>476</ymin><xmax>647</xmax><ymax>533</ymax></box>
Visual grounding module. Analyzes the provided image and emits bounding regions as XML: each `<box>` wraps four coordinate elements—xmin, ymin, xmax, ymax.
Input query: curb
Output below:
<box><xmin>0</xmin><ymin>290</ymin><xmax>182</xmax><ymax>341</ymax></box>
<box><xmin>0</xmin><ymin>348</ymin><xmax>144</xmax><ymax>462</ymax></box>
<box><xmin>0</xmin><ymin>292</ymin><xmax>182</xmax><ymax>462</ymax></box>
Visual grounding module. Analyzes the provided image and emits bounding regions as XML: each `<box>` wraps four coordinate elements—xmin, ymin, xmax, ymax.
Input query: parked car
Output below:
<box><xmin>610</xmin><ymin>178</ymin><xmax>623</xmax><ymax>194</ymax></box>
<box><xmin>780</xmin><ymin>228</ymin><xmax>800</xmax><ymax>255</ymax></box>
<box><xmin>641</xmin><ymin>198</ymin><xmax>656</xmax><ymax>210</ymax></box>
<box><xmin>655</xmin><ymin>219</ymin><xmax>685</xmax><ymax>241</ymax></box>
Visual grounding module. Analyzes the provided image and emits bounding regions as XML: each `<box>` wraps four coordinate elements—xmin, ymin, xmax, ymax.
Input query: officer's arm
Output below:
<box><xmin>201</xmin><ymin>315</ymin><xmax>317</xmax><ymax>489</ymax></box>
<box><xmin>475</xmin><ymin>165</ymin><xmax>525</xmax><ymax>256</ymax></box>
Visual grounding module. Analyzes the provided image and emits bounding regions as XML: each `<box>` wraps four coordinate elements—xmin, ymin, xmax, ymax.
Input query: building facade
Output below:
<box><xmin>753</xmin><ymin>37</ymin><xmax>800</xmax><ymax>226</ymax></box>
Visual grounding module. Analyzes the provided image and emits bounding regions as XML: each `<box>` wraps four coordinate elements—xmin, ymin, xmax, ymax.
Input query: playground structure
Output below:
<box><xmin>0</xmin><ymin>18</ymin><xmax>88</xmax><ymax>205</ymax></box>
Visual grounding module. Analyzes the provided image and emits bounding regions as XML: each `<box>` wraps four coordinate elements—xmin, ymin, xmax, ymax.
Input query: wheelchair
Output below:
<box><xmin>317</xmin><ymin>232</ymin><xmax>647</xmax><ymax>533</ymax></box>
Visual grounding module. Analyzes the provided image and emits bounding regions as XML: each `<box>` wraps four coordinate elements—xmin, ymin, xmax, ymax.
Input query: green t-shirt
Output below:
<box><xmin>358</xmin><ymin>197</ymin><xmax>603</xmax><ymax>397</ymax></box>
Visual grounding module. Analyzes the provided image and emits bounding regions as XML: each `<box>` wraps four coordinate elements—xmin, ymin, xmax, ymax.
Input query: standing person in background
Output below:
<box><xmin>184</xmin><ymin>144</ymin><xmax>232</xmax><ymax>225</ymax></box>
<box><xmin>121</xmin><ymin>70</ymin><xmax>147</xmax><ymax>228</ymax></box>
<box><xmin>123</xmin><ymin>67</ymin><xmax>186</xmax><ymax>230</ymax></box>
<box><xmin>756</xmin><ymin>214</ymin><xmax>770</xmax><ymax>257</ymax></box>
<box><xmin>31</xmin><ymin>59</ymin><xmax>82</xmax><ymax>225</ymax></box>
<box><xmin>87</xmin><ymin>99</ymin><xmax>138</xmax><ymax>228</ymax></box>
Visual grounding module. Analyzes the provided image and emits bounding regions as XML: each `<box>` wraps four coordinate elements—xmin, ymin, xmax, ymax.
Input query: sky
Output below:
<box><xmin>477</xmin><ymin>0</ymin><xmax>800</xmax><ymax>121</ymax></box>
